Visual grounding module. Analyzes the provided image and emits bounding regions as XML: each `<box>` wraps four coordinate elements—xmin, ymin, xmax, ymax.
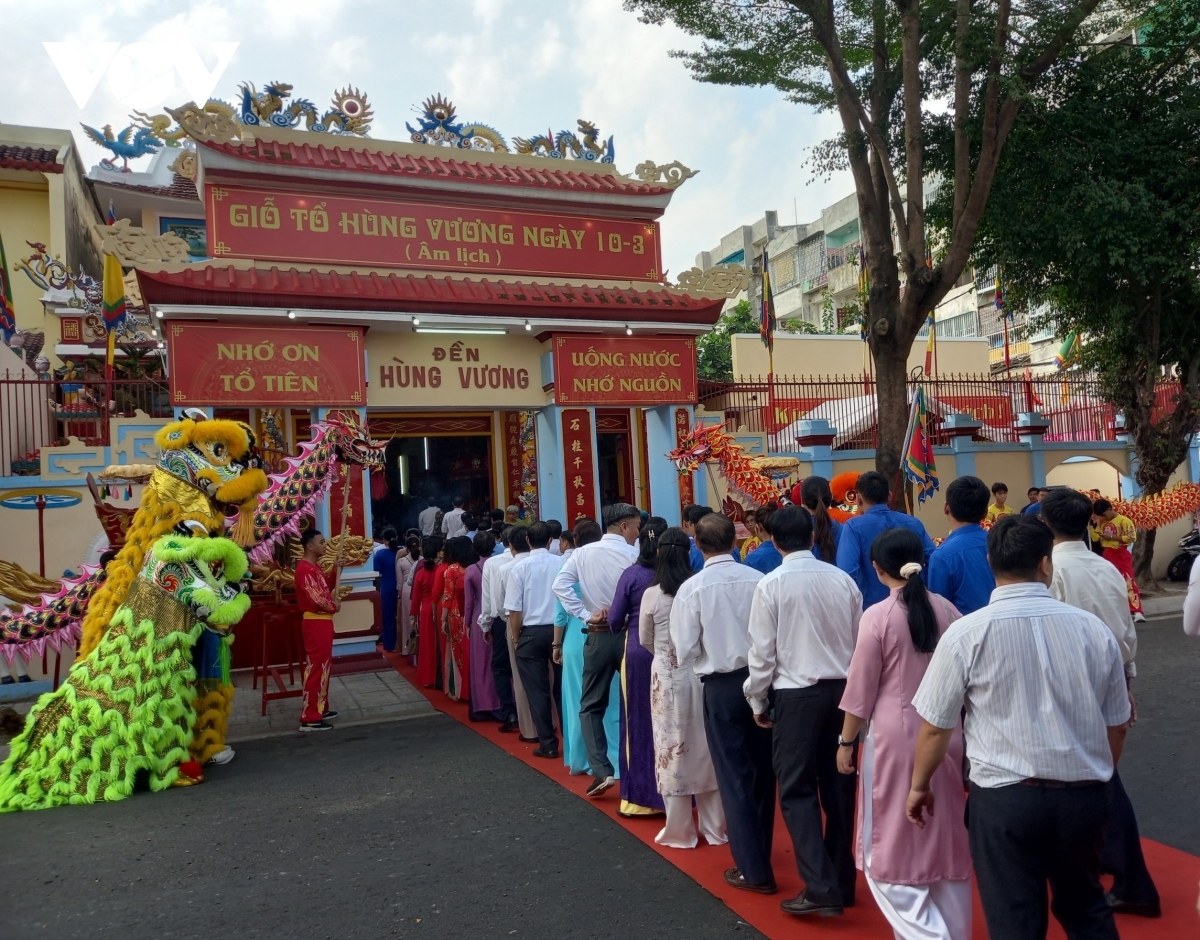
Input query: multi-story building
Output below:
<box><xmin>698</xmin><ymin>193</ymin><xmax>1065</xmax><ymax>375</ymax></box>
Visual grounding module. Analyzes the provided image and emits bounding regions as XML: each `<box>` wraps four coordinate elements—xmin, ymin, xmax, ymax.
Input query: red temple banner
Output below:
<box><xmin>206</xmin><ymin>184</ymin><xmax>662</xmax><ymax>282</ymax></box>
<box><xmin>759</xmin><ymin>397</ymin><xmax>831</xmax><ymax>433</ymax></box>
<box><xmin>503</xmin><ymin>411</ymin><xmax>525</xmax><ymax>511</ymax></box>
<box><xmin>168</xmin><ymin>321</ymin><xmax>366</xmax><ymax>407</ymax></box>
<box><xmin>674</xmin><ymin>407</ymin><xmax>694</xmax><ymax>509</ymax></box>
<box><xmin>561</xmin><ymin>409</ymin><xmax>597</xmax><ymax>523</ymax></box>
<box><xmin>553</xmin><ymin>335</ymin><xmax>697</xmax><ymax>405</ymax></box>
<box><xmin>938</xmin><ymin>394</ymin><xmax>1014</xmax><ymax>427</ymax></box>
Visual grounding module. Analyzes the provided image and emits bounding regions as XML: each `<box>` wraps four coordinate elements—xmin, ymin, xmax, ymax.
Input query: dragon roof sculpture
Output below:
<box><xmin>405</xmin><ymin>94</ymin><xmax>509</xmax><ymax>152</ymax></box>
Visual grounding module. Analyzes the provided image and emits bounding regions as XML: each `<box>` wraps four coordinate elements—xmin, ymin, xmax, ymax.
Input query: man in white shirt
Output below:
<box><xmin>505</xmin><ymin>521</ymin><xmax>565</xmax><ymax>758</ymax></box>
<box><xmin>441</xmin><ymin>496</ymin><xmax>466</xmax><ymax>539</ymax></box>
<box><xmin>669</xmin><ymin>513</ymin><xmax>772</xmax><ymax>894</ymax></box>
<box><xmin>744</xmin><ymin>506</ymin><xmax>862</xmax><ymax>917</ymax></box>
<box><xmin>546</xmin><ymin>519</ymin><xmax>563</xmax><ymax>555</ymax></box>
<box><xmin>480</xmin><ymin>525</ymin><xmax>520</xmax><ymax>732</ymax></box>
<box><xmin>910</xmin><ymin>515</ymin><xmax>1130</xmax><ymax>940</ymax></box>
<box><xmin>417</xmin><ymin>496</ymin><xmax>440</xmax><ymax>536</ymax></box>
<box><xmin>553</xmin><ymin>503</ymin><xmax>640</xmax><ymax>797</ymax></box>
<box><xmin>1041</xmin><ymin>487</ymin><xmax>1159</xmax><ymax>918</ymax></box>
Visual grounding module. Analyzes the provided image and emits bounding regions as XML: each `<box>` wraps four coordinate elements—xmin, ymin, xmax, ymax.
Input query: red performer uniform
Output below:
<box><xmin>296</xmin><ymin>559</ymin><xmax>337</xmax><ymax>724</ymax></box>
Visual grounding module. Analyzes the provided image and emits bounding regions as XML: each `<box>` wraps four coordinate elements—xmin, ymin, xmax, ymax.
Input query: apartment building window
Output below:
<box><xmin>798</xmin><ymin>235</ymin><xmax>826</xmax><ymax>284</ymax></box>
<box><xmin>769</xmin><ymin>247</ymin><xmax>799</xmax><ymax>290</ymax></box>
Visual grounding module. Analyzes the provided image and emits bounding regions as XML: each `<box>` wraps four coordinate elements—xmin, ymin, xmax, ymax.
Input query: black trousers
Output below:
<box><xmin>1102</xmin><ymin>768</ymin><xmax>1159</xmax><ymax>906</ymax></box>
<box><xmin>701</xmin><ymin>668</ymin><xmax>776</xmax><ymax>886</ymax></box>
<box><xmin>772</xmin><ymin>680</ymin><xmax>856</xmax><ymax>906</ymax></box>
<box><xmin>515</xmin><ymin>624</ymin><xmax>561</xmax><ymax>751</ymax></box>
<box><xmin>489</xmin><ymin>617</ymin><xmax>517</xmax><ymax>724</ymax></box>
<box><xmin>969</xmin><ymin>781</ymin><xmax>1118</xmax><ymax>940</ymax></box>
<box><xmin>579</xmin><ymin>630</ymin><xmax>625</xmax><ymax>778</ymax></box>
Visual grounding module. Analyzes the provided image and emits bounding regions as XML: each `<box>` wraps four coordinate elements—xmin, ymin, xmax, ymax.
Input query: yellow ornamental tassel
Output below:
<box><xmin>230</xmin><ymin>498</ymin><xmax>258</xmax><ymax>548</ymax></box>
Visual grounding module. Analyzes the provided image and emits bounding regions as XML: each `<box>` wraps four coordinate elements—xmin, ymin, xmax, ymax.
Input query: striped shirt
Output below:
<box><xmin>913</xmin><ymin>581</ymin><xmax>1130</xmax><ymax>787</ymax></box>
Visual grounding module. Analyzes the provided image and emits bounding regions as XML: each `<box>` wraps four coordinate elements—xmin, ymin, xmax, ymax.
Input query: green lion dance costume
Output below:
<box><xmin>0</xmin><ymin>536</ymin><xmax>251</xmax><ymax>811</ymax></box>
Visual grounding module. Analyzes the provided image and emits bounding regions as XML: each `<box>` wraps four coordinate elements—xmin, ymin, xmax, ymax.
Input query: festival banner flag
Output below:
<box><xmin>759</xmin><ymin>247</ymin><xmax>776</xmax><ymax>352</ymax></box>
<box><xmin>101</xmin><ymin>251</ymin><xmax>127</xmax><ymax>377</ymax></box>
<box><xmin>901</xmin><ymin>386</ymin><xmax>939</xmax><ymax>504</ymax></box>
<box><xmin>106</xmin><ymin>199</ymin><xmax>116</xmax><ymax>226</ymax></box>
<box><xmin>0</xmin><ymin>230</ymin><xmax>16</xmax><ymax>345</ymax></box>
<box><xmin>1055</xmin><ymin>331</ymin><xmax>1081</xmax><ymax>370</ymax></box>
<box><xmin>923</xmin><ymin>311</ymin><xmax>937</xmax><ymax>375</ymax></box>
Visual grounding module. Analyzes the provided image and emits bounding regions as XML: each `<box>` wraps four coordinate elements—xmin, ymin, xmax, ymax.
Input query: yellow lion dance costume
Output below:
<box><xmin>78</xmin><ymin>416</ymin><xmax>268</xmax><ymax>764</ymax></box>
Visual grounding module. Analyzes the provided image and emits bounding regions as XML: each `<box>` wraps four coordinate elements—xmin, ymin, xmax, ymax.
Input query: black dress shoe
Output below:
<box><xmin>722</xmin><ymin>868</ymin><xmax>777</xmax><ymax>895</ymax></box>
<box><xmin>1106</xmin><ymin>893</ymin><xmax>1161</xmax><ymax>918</ymax></box>
<box><xmin>518</xmin><ymin>734</ymin><xmax>539</xmax><ymax>743</ymax></box>
<box><xmin>498</xmin><ymin>721</ymin><xmax>519</xmax><ymax>733</ymax></box>
<box><xmin>780</xmin><ymin>894</ymin><xmax>843</xmax><ymax>917</ymax></box>
<box><xmin>531</xmin><ymin>747</ymin><xmax>560</xmax><ymax>759</ymax></box>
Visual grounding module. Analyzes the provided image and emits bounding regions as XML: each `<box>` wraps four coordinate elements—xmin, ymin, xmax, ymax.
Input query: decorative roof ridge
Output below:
<box><xmin>135</xmin><ymin>259</ymin><xmax>707</xmax><ymax>295</ymax></box>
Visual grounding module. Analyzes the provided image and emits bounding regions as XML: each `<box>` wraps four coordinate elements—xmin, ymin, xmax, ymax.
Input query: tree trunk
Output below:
<box><xmin>874</xmin><ymin>341</ymin><xmax>909</xmax><ymax>486</ymax></box>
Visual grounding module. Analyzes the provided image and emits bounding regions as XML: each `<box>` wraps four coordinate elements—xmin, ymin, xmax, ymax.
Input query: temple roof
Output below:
<box><xmin>200</xmin><ymin>136</ymin><xmax>673</xmax><ymax>196</ymax></box>
<box><xmin>136</xmin><ymin>262</ymin><xmax>725</xmax><ymax>327</ymax></box>
<box><xmin>94</xmin><ymin>172</ymin><xmax>199</xmax><ymax>201</ymax></box>
<box><xmin>0</xmin><ymin>145</ymin><xmax>61</xmax><ymax>173</ymax></box>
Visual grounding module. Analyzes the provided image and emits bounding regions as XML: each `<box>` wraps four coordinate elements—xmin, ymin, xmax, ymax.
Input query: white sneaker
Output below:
<box><xmin>586</xmin><ymin>775</ymin><xmax>617</xmax><ymax>798</ymax></box>
<box><xmin>207</xmin><ymin>747</ymin><xmax>235</xmax><ymax>765</ymax></box>
<box><xmin>1133</xmin><ymin>612</ymin><xmax>1146</xmax><ymax>622</ymax></box>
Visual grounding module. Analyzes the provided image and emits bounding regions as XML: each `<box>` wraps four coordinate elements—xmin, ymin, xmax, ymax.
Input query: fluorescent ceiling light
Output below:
<box><xmin>414</xmin><ymin>327</ymin><xmax>508</xmax><ymax>335</ymax></box>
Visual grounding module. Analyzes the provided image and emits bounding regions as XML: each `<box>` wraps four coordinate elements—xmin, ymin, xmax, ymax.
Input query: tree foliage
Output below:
<box><xmin>627</xmin><ymin>0</ymin><xmax>1130</xmax><ymax>480</ymax></box>
<box><xmin>697</xmin><ymin>299</ymin><xmax>758</xmax><ymax>381</ymax></box>
<box><xmin>927</xmin><ymin>1</ymin><xmax>1200</xmax><ymax>581</ymax></box>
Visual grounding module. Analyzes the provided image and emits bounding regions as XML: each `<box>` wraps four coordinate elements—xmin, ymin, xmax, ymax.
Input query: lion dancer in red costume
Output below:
<box><xmin>296</xmin><ymin>529</ymin><xmax>341</xmax><ymax>731</ymax></box>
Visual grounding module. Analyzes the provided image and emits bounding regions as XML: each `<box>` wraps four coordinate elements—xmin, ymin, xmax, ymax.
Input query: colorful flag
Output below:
<box><xmin>0</xmin><ymin>229</ymin><xmax>16</xmax><ymax>345</ymax></box>
<box><xmin>106</xmin><ymin>199</ymin><xmax>116</xmax><ymax>226</ymax></box>
<box><xmin>759</xmin><ymin>247</ymin><xmax>775</xmax><ymax>351</ymax></box>
<box><xmin>924</xmin><ymin>310</ymin><xmax>937</xmax><ymax>375</ymax></box>
<box><xmin>1055</xmin><ymin>331</ymin><xmax>1081</xmax><ymax>370</ymax></box>
<box><xmin>101</xmin><ymin>252</ymin><xmax>127</xmax><ymax>377</ymax></box>
<box><xmin>901</xmin><ymin>386</ymin><xmax>939</xmax><ymax>504</ymax></box>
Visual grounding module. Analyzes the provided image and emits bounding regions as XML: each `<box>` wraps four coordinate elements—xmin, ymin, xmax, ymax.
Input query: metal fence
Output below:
<box><xmin>1</xmin><ymin>371</ymin><xmax>172</xmax><ymax>475</ymax></box>
<box><xmin>699</xmin><ymin>374</ymin><xmax>1182</xmax><ymax>453</ymax></box>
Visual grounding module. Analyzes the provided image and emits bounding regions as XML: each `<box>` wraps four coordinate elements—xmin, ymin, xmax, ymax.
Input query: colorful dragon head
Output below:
<box><xmin>242</xmin><ymin>414</ymin><xmax>387</xmax><ymax>563</ymax></box>
<box><xmin>140</xmin><ymin>535</ymin><xmax>250</xmax><ymax>632</ymax></box>
<box><xmin>668</xmin><ymin>423</ymin><xmax>777</xmax><ymax>507</ymax></box>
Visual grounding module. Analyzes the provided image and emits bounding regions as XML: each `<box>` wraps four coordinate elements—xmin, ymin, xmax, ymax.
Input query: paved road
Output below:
<box><xmin>0</xmin><ymin>713</ymin><xmax>763</xmax><ymax>940</ymax></box>
<box><xmin>1</xmin><ymin>615</ymin><xmax>1194</xmax><ymax>940</ymax></box>
<box><xmin>1116</xmin><ymin>614</ymin><xmax>1200</xmax><ymax>855</ymax></box>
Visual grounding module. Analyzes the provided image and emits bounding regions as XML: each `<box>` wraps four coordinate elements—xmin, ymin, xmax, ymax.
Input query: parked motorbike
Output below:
<box><xmin>1166</xmin><ymin>528</ymin><xmax>1200</xmax><ymax>582</ymax></box>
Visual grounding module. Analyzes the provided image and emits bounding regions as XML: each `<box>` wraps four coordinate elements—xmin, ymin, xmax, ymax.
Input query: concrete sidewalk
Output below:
<box><xmin>225</xmin><ymin>665</ymin><xmax>435</xmax><ymax>740</ymax></box>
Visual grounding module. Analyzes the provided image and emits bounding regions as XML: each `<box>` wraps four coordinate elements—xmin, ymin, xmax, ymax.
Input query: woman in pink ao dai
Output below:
<box><xmin>838</xmin><ymin>528</ymin><xmax>972</xmax><ymax>940</ymax></box>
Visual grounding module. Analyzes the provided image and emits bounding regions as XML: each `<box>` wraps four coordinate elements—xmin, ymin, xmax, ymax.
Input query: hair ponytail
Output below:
<box><xmin>870</xmin><ymin>529</ymin><xmax>939</xmax><ymax>654</ymax></box>
<box><xmin>800</xmin><ymin>476</ymin><xmax>838</xmax><ymax>561</ymax></box>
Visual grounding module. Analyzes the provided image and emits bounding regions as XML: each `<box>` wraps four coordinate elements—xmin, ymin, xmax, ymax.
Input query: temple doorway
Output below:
<box><xmin>369</xmin><ymin>414</ymin><xmax>495</xmax><ymax>535</ymax></box>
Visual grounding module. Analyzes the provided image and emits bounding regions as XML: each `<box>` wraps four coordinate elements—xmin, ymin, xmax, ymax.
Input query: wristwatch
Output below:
<box><xmin>837</xmin><ymin>735</ymin><xmax>856</xmax><ymax>748</ymax></box>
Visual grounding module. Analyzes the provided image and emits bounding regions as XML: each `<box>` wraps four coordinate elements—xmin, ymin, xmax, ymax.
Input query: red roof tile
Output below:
<box><xmin>0</xmin><ymin>146</ymin><xmax>60</xmax><ymax>173</ymax></box>
<box><xmin>137</xmin><ymin>264</ymin><xmax>724</xmax><ymax>326</ymax></box>
<box><xmin>200</xmin><ymin>138</ymin><xmax>674</xmax><ymax>198</ymax></box>
<box><xmin>94</xmin><ymin>172</ymin><xmax>199</xmax><ymax>201</ymax></box>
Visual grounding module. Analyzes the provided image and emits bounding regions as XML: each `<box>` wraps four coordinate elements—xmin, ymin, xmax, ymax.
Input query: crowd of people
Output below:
<box><xmin>333</xmin><ymin>471</ymin><xmax>1163</xmax><ymax>939</ymax></box>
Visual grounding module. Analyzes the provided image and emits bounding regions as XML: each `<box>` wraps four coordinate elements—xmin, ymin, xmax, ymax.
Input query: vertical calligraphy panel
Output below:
<box><xmin>503</xmin><ymin>411</ymin><xmax>524</xmax><ymax>511</ymax></box>
<box><xmin>519</xmin><ymin>411</ymin><xmax>539</xmax><ymax>520</ymax></box>
<box><xmin>674</xmin><ymin>407</ymin><xmax>694</xmax><ymax>511</ymax></box>
<box><xmin>560</xmin><ymin>408</ymin><xmax>597</xmax><ymax>524</ymax></box>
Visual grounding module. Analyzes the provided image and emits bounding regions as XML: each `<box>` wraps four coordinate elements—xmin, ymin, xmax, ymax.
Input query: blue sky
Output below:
<box><xmin>0</xmin><ymin>0</ymin><xmax>853</xmax><ymax>278</ymax></box>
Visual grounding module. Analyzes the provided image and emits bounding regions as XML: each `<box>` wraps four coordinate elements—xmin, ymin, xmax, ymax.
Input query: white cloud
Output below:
<box><xmin>2</xmin><ymin>0</ymin><xmax>853</xmax><ymax>276</ymax></box>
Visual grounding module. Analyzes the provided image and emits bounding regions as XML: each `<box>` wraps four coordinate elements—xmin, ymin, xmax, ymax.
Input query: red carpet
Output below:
<box><xmin>384</xmin><ymin>651</ymin><xmax>1200</xmax><ymax>938</ymax></box>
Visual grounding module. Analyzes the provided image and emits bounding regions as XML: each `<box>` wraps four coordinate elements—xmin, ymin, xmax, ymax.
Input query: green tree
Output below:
<box><xmin>697</xmin><ymin>299</ymin><xmax>758</xmax><ymax>381</ymax></box>
<box><xmin>627</xmin><ymin>0</ymin><xmax>1127</xmax><ymax>479</ymax></box>
<box><xmin>927</xmin><ymin>1</ymin><xmax>1200</xmax><ymax>583</ymax></box>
